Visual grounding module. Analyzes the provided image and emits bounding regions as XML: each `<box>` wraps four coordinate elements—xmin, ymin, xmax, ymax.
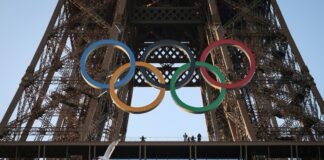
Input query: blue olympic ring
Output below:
<box><xmin>80</xmin><ymin>39</ymin><xmax>136</xmax><ymax>89</ymax></box>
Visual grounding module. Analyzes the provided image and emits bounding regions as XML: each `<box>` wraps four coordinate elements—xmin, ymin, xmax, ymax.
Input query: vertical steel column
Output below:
<box><xmin>319</xmin><ymin>146</ymin><xmax>321</xmax><ymax>160</ymax></box>
<box><xmin>79</xmin><ymin>0</ymin><xmax>129</xmax><ymax>141</ymax></box>
<box><xmin>88</xmin><ymin>145</ymin><xmax>91</xmax><ymax>160</ymax></box>
<box><xmin>296</xmin><ymin>145</ymin><xmax>299</xmax><ymax>159</ymax></box>
<box><xmin>245</xmin><ymin>145</ymin><xmax>248</xmax><ymax>160</ymax></box>
<box><xmin>290</xmin><ymin>145</ymin><xmax>293</xmax><ymax>159</ymax></box>
<box><xmin>43</xmin><ymin>145</ymin><xmax>46</xmax><ymax>158</ymax></box>
<box><xmin>66</xmin><ymin>146</ymin><xmax>69</xmax><ymax>159</ymax></box>
<box><xmin>38</xmin><ymin>145</ymin><xmax>41</xmax><ymax>159</ymax></box>
<box><xmin>15</xmin><ymin>146</ymin><xmax>18</xmax><ymax>159</ymax></box>
<box><xmin>139</xmin><ymin>144</ymin><xmax>142</xmax><ymax>159</ymax></box>
<box><xmin>144</xmin><ymin>144</ymin><xmax>147</xmax><ymax>160</ymax></box>
<box><xmin>189</xmin><ymin>145</ymin><xmax>192</xmax><ymax>160</ymax></box>
<box><xmin>194</xmin><ymin>145</ymin><xmax>197</xmax><ymax>160</ymax></box>
<box><xmin>240</xmin><ymin>145</ymin><xmax>243</xmax><ymax>159</ymax></box>
<box><xmin>206</xmin><ymin>0</ymin><xmax>256</xmax><ymax>141</ymax></box>
<box><xmin>94</xmin><ymin>146</ymin><xmax>97</xmax><ymax>159</ymax></box>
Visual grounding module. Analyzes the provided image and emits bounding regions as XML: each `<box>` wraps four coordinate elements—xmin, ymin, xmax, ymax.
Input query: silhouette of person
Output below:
<box><xmin>140</xmin><ymin>136</ymin><xmax>146</xmax><ymax>142</ymax></box>
<box><xmin>187</xmin><ymin>137</ymin><xmax>190</xmax><ymax>142</ymax></box>
<box><xmin>197</xmin><ymin>133</ymin><xmax>201</xmax><ymax>142</ymax></box>
<box><xmin>191</xmin><ymin>135</ymin><xmax>195</xmax><ymax>142</ymax></box>
<box><xmin>183</xmin><ymin>133</ymin><xmax>188</xmax><ymax>141</ymax></box>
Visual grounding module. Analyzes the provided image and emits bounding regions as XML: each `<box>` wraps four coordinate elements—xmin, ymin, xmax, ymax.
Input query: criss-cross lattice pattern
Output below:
<box><xmin>134</xmin><ymin>44</ymin><xmax>200</xmax><ymax>87</ymax></box>
<box><xmin>134</xmin><ymin>68</ymin><xmax>200</xmax><ymax>87</ymax></box>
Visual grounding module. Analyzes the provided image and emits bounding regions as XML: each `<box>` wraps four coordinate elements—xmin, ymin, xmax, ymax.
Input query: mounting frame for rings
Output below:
<box><xmin>140</xmin><ymin>40</ymin><xmax>196</xmax><ymax>90</ymax></box>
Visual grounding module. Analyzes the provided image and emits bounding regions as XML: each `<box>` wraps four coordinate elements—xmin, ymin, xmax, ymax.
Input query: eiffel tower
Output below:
<box><xmin>0</xmin><ymin>0</ymin><xmax>323</xmax><ymax>159</ymax></box>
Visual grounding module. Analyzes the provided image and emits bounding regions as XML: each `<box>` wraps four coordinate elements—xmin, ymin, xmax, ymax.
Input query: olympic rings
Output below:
<box><xmin>80</xmin><ymin>39</ymin><xmax>136</xmax><ymax>89</ymax></box>
<box><xmin>170</xmin><ymin>62</ymin><xmax>227</xmax><ymax>113</ymax></box>
<box><xmin>200</xmin><ymin>39</ymin><xmax>256</xmax><ymax>89</ymax></box>
<box><xmin>80</xmin><ymin>39</ymin><xmax>256</xmax><ymax>114</ymax></box>
<box><xmin>109</xmin><ymin>62</ymin><xmax>166</xmax><ymax>114</ymax></box>
<box><xmin>140</xmin><ymin>40</ymin><xmax>195</xmax><ymax>90</ymax></box>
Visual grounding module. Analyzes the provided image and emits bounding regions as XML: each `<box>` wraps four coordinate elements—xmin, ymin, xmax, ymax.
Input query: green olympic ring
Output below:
<box><xmin>170</xmin><ymin>62</ymin><xmax>227</xmax><ymax>114</ymax></box>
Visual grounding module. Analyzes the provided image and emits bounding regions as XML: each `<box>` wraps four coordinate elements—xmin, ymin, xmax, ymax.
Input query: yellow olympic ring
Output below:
<box><xmin>109</xmin><ymin>62</ymin><xmax>166</xmax><ymax>114</ymax></box>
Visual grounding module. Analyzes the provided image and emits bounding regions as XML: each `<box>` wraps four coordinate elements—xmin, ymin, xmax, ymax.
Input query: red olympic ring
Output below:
<box><xmin>199</xmin><ymin>39</ymin><xmax>256</xmax><ymax>89</ymax></box>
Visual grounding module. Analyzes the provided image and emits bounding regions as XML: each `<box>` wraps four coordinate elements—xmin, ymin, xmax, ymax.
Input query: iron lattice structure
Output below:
<box><xmin>0</xmin><ymin>0</ymin><xmax>323</xmax><ymax>143</ymax></box>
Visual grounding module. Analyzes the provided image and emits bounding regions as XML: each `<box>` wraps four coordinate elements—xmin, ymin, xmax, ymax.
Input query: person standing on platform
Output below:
<box><xmin>140</xmin><ymin>136</ymin><xmax>146</xmax><ymax>142</ymax></box>
<box><xmin>197</xmin><ymin>133</ymin><xmax>202</xmax><ymax>142</ymax></box>
<box><xmin>183</xmin><ymin>133</ymin><xmax>188</xmax><ymax>142</ymax></box>
<box><xmin>191</xmin><ymin>135</ymin><xmax>195</xmax><ymax>142</ymax></box>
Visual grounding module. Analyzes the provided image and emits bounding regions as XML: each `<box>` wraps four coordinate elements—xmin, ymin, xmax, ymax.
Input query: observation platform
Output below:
<box><xmin>0</xmin><ymin>141</ymin><xmax>323</xmax><ymax>159</ymax></box>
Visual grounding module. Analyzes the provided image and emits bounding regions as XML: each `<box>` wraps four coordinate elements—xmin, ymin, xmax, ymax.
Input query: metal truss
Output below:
<box><xmin>202</xmin><ymin>0</ymin><xmax>324</xmax><ymax>141</ymax></box>
<box><xmin>0</xmin><ymin>0</ymin><xmax>131</xmax><ymax>142</ymax></box>
<box><xmin>0</xmin><ymin>0</ymin><xmax>323</xmax><ymax>146</ymax></box>
<box><xmin>129</xmin><ymin>6</ymin><xmax>205</xmax><ymax>24</ymax></box>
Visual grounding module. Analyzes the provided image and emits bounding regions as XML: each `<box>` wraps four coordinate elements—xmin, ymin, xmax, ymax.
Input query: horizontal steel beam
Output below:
<box><xmin>0</xmin><ymin>141</ymin><xmax>323</xmax><ymax>159</ymax></box>
<box><xmin>133</xmin><ymin>68</ymin><xmax>201</xmax><ymax>87</ymax></box>
<box><xmin>129</xmin><ymin>7</ymin><xmax>205</xmax><ymax>24</ymax></box>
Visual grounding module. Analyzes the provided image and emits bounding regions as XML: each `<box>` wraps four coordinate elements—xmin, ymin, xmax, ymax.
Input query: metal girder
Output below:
<box><xmin>0</xmin><ymin>141</ymin><xmax>323</xmax><ymax>159</ymax></box>
<box><xmin>0</xmin><ymin>0</ymin><xmax>132</xmax><ymax>142</ymax></box>
<box><xmin>216</xmin><ymin>0</ymin><xmax>324</xmax><ymax>141</ymax></box>
<box><xmin>69</xmin><ymin>0</ymin><xmax>111</xmax><ymax>29</ymax></box>
<box><xmin>19</xmin><ymin>32</ymin><xmax>69</xmax><ymax>142</ymax></box>
<box><xmin>133</xmin><ymin>68</ymin><xmax>201</xmax><ymax>87</ymax></box>
<box><xmin>222</xmin><ymin>0</ymin><xmax>274</xmax><ymax>30</ymax></box>
<box><xmin>129</xmin><ymin>7</ymin><xmax>205</xmax><ymax>24</ymax></box>
<box><xmin>0</xmin><ymin>0</ymin><xmax>323</xmax><ymax>146</ymax></box>
<box><xmin>205</xmin><ymin>0</ymin><xmax>257</xmax><ymax>141</ymax></box>
<box><xmin>79</xmin><ymin>0</ymin><xmax>129</xmax><ymax>141</ymax></box>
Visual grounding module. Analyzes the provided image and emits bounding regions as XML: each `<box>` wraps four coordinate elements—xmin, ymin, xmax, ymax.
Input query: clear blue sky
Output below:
<box><xmin>0</xmin><ymin>1</ymin><xmax>323</xmax><ymax>140</ymax></box>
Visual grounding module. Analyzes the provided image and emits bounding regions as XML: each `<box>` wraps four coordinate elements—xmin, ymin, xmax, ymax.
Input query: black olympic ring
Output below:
<box><xmin>140</xmin><ymin>40</ymin><xmax>196</xmax><ymax>90</ymax></box>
